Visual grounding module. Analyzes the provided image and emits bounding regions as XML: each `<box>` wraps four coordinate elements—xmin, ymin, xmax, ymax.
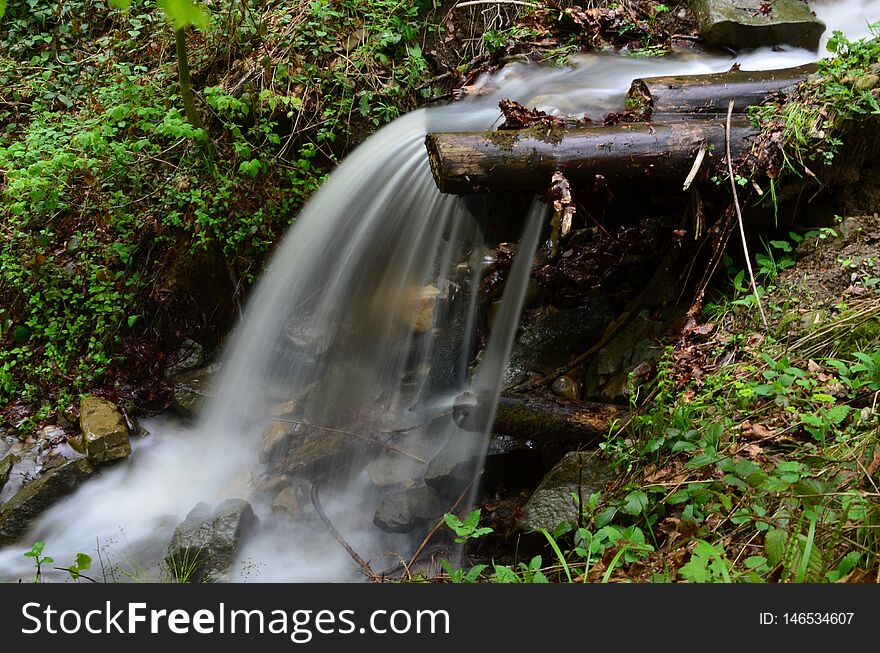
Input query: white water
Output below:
<box><xmin>1</xmin><ymin>0</ymin><xmax>878</xmax><ymax>582</ymax></box>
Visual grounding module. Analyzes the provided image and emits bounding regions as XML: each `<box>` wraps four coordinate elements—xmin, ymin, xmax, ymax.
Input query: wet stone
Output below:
<box><xmin>0</xmin><ymin>454</ymin><xmax>16</xmax><ymax>495</ymax></box>
<box><xmin>518</xmin><ymin>451</ymin><xmax>610</xmax><ymax>532</ymax></box>
<box><xmin>373</xmin><ymin>485</ymin><xmax>444</xmax><ymax>534</ymax></box>
<box><xmin>0</xmin><ymin>459</ymin><xmax>94</xmax><ymax>545</ymax></box>
<box><xmin>165</xmin><ymin>499</ymin><xmax>258</xmax><ymax>583</ymax></box>
<box><xmin>69</xmin><ymin>396</ymin><xmax>131</xmax><ymax>463</ymax></box>
<box><xmin>691</xmin><ymin>0</ymin><xmax>826</xmax><ymax>50</ymax></box>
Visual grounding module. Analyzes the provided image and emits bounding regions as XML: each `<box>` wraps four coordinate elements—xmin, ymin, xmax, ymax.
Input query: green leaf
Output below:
<box><xmin>0</xmin><ymin>0</ymin><xmax>7</xmax><ymax>19</ymax></box>
<box><xmin>621</xmin><ymin>490</ymin><xmax>649</xmax><ymax>516</ymax></box>
<box><xmin>491</xmin><ymin>564</ymin><xmax>519</xmax><ymax>583</ymax></box>
<box><xmin>157</xmin><ymin>0</ymin><xmax>210</xmax><ymax>30</ymax></box>
<box><xmin>109</xmin><ymin>0</ymin><xmax>132</xmax><ymax>8</ymax></box>
<box><xmin>73</xmin><ymin>553</ymin><xmax>92</xmax><ymax>571</ymax></box>
<box><xmin>764</xmin><ymin>528</ymin><xmax>787</xmax><ymax>566</ymax></box>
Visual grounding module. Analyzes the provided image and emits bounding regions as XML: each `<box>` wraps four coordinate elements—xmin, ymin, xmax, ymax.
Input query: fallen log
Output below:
<box><xmin>629</xmin><ymin>63</ymin><xmax>817</xmax><ymax>117</ymax></box>
<box><xmin>493</xmin><ymin>394</ymin><xmax>628</xmax><ymax>446</ymax></box>
<box><xmin>426</xmin><ymin>117</ymin><xmax>755</xmax><ymax>195</ymax></box>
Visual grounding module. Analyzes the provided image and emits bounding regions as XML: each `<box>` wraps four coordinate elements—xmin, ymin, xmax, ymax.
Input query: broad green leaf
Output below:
<box><xmin>764</xmin><ymin>528</ymin><xmax>787</xmax><ymax>566</ymax></box>
<box><xmin>0</xmin><ymin>0</ymin><xmax>7</xmax><ymax>19</ymax></box>
<box><xmin>157</xmin><ymin>0</ymin><xmax>210</xmax><ymax>30</ymax></box>
<box><xmin>109</xmin><ymin>0</ymin><xmax>132</xmax><ymax>8</ymax></box>
<box><xmin>621</xmin><ymin>490</ymin><xmax>648</xmax><ymax>516</ymax></box>
<box><xmin>74</xmin><ymin>553</ymin><xmax>92</xmax><ymax>571</ymax></box>
<box><xmin>491</xmin><ymin>564</ymin><xmax>519</xmax><ymax>583</ymax></box>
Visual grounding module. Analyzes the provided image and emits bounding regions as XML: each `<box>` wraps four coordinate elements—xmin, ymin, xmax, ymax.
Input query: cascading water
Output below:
<box><xmin>1</xmin><ymin>0</ymin><xmax>877</xmax><ymax>582</ymax></box>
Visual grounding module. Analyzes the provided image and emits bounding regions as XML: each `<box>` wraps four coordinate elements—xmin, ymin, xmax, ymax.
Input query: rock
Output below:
<box><xmin>366</xmin><ymin>453</ymin><xmax>425</xmax><ymax>487</ymax></box>
<box><xmin>0</xmin><ymin>453</ymin><xmax>16</xmax><ymax>495</ymax></box>
<box><xmin>424</xmin><ymin>438</ymin><xmax>481</xmax><ymax>495</ymax></box>
<box><xmin>165</xmin><ymin>498</ymin><xmax>258</xmax><ymax>583</ymax></box>
<box><xmin>585</xmin><ymin>311</ymin><xmax>662</xmax><ymax>403</ymax></box>
<box><xmin>690</xmin><ymin>0</ymin><xmax>825</xmax><ymax>50</ymax></box>
<box><xmin>503</xmin><ymin>301</ymin><xmax>614</xmax><ymax>388</ymax></box>
<box><xmin>259</xmin><ymin>422</ymin><xmax>297</xmax><ymax>465</ymax></box>
<box><xmin>373</xmin><ymin>485</ymin><xmax>444</xmax><ymax>534</ymax></box>
<box><xmin>278</xmin><ymin>432</ymin><xmax>362</xmax><ymax>479</ymax></box>
<box><xmin>165</xmin><ymin>339</ymin><xmax>206</xmax><ymax>378</ymax></box>
<box><xmin>172</xmin><ymin>366</ymin><xmax>219</xmax><ymax>417</ymax></box>
<box><xmin>518</xmin><ymin>451</ymin><xmax>610</xmax><ymax>532</ymax></box>
<box><xmin>271</xmin><ymin>487</ymin><xmax>303</xmax><ymax>517</ymax></box>
<box><xmin>551</xmin><ymin>374</ymin><xmax>581</xmax><ymax>401</ymax></box>
<box><xmin>0</xmin><ymin>459</ymin><xmax>94</xmax><ymax>545</ymax></box>
<box><xmin>68</xmin><ymin>396</ymin><xmax>131</xmax><ymax>463</ymax></box>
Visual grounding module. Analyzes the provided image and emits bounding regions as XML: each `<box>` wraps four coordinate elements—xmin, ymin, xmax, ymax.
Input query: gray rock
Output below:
<box><xmin>0</xmin><ymin>454</ymin><xmax>16</xmax><ymax>495</ymax></box>
<box><xmin>69</xmin><ymin>396</ymin><xmax>131</xmax><ymax>463</ymax></box>
<box><xmin>172</xmin><ymin>366</ymin><xmax>219</xmax><ymax>417</ymax></box>
<box><xmin>258</xmin><ymin>423</ymin><xmax>296</xmax><ymax>465</ymax></box>
<box><xmin>691</xmin><ymin>0</ymin><xmax>825</xmax><ymax>50</ymax></box>
<box><xmin>503</xmin><ymin>301</ymin><xmax>614</xmax><ymax>389</ymax></box>
<box><xmin>279</xmin><ymin>432</ymin><xmax>362</xmax><ymax>479</ymax></box>
<box><xmin>424</xmin><ymin>438</ymin><xmax>481</xmax><ymax>495</ymax></box>
<box><xmin>373</xmin><ymin>485</ymin><xmax>444</xmax><ymax>534</ymax></box>
<box><xmin>165</xmin><ymin>339</ymin><xmax>206</xmax><ymax>378</ymax></box>
<box><xmin>0</xmin><ymin>459</ymin><xmax>94</xmax><ymax>545</ymax></box>
<box><xmin>518</xmin><ymin>451</ymin><xmax>610</xmax><ymax>532</ymax></box>
<box><xmin>165</xmin><ymin>498</ymin><xmax>258</xmax><ymax>583</ymax></box>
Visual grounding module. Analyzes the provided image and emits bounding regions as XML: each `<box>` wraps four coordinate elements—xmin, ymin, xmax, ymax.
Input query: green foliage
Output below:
<box><xmin>751</xmin><ymin>23</ymin><xmax>880</xmax><ymax>171</ymax></box>
<box><xmin>23</xmin><ymin>541</ymin><xmax>54</xmax><ymax>583</ymax></box>
<box><xmin>444</xmin><ymin>509</ymin><xmax>493</xmax><ymax>544</ymax></box>
<box><xmin>23</xmin><ymin>541</ymin><xmax>92</xmax><ymax>582</ymax></box>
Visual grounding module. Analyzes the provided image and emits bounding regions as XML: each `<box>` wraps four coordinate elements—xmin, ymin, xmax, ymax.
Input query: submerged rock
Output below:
<box><xmin>691</xmin><ymin>0</ymin><xmax>825</xmax><ymax>50</ymax></box>
<box><xmin>165</xmin><ymin>498</ymin><xmax>257</xmax><ymax>583</ymax></box>
<box><xmin>518</xmin><ymin>451</ymin><xmax>610</xmax><ymax>532</ymax></box>
<box><xmin>69</xmin><ymin>396</ymin><xmax>131</xmax><ymax>463</ymax></box>
<box><xmin>373</xmin><ymin>485</ymin><xmax>444</xmax><ymax>534</ymax></box>
<box><xmin>0</xmin><ymin>459</ymin><xmax>94</xmax><ymax>545</ymax></box>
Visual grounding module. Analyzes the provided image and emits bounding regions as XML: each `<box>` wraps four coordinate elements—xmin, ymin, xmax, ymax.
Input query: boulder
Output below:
<box><xmin>258</xmin><ymin>422</ymin><xmax>296</xmax><ymax>465</ymax></box>
<box><xmin>171</xmin><ymin>365</ymin><xmax>219</xmax><ymax>417</ymax></box>
<box><xmin>690</xmin><ymin>0</ymin><xmax>826</xmax><ymax>50</ymax></box>
<box><xmin>0</xmin><ymin>459</ymin><xmax>94</xmax><ymax>545</ymax></box>
<box><xmin>518</xmin><ymin>451</ymin><xmax>610</xmax><ymax>532</ymax></box>
<box><xmin>165</xmin><ymin>498</ymin><xmax>258</xmax><ymax>583</ymax></box>
<box><xmin>165</xmin><ymin>339</ymin><xmax>206</xmax><ymax>378</ymax></box>
<box><xmin>278</xmin><ymin>431</ymin><xmax>363</xmax><ymax>479</ymax></box>
<box><xmin>69</xmin><ymin>396</ymin><xmax>131</xmax><ymax>463</ymax></box>
<box><xmin>373</xmin><ymin>485</ymin><xmax>445</xmax><ymax>534</ymax></box>
<box><xmin>424</xmin><ymin>438</ymin><xmax>482</xmax><ymax>495</ymax></box>
<box><xmin>0</xmin><ymin>453</ymin><xmax>16</xmax><ymax>495</ymax></box>
<box><xmin>503</xmin><ymin>301</ymin><xmax>614</xmax><ymax>389</ymax></box>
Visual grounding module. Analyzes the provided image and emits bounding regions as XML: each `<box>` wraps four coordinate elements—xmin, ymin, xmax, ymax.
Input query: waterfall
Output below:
<box><xmin>1</xmin><ymin>0</ymin><xmax>877</xmax><ymax>582</ymax></box>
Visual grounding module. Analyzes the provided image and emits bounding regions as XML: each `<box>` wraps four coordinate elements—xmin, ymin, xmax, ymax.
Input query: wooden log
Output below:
<box><xmin>426</xmin><ymin>117</ymin><xmax>756</xmax><ymax>195</ymax></box>
<box><xmin>492</xmin><ymin>394</ymin><xmax>628</xmax><ymax>446</ymax></box>
<box><xmin>629</xmin><ymin>63</ymin><xmax>817</xmax><ymax>116</ymax></box>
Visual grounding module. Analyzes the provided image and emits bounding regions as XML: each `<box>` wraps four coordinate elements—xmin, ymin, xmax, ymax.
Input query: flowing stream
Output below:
<box><xmin>1</xmin><ymin>0</ymin><xmax>877</xmax><ymax>582</ymax></box>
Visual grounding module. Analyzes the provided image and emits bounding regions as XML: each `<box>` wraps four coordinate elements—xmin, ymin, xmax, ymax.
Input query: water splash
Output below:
<box><xmin>2</xmin><ymin>0</ymin><xmax>878</xmax><ymax>582</ymax></box>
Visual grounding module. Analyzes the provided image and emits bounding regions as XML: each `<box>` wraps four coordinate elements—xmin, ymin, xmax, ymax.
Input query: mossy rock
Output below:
<box><xmin>0</xmin><ymin>459</ymin><xmax>94</xmax><ymax>545</ymax></box>
<box><xmin>690</xmin><ymin>0</ymin><xmax>825</xmax><ymax>50</ymax></box>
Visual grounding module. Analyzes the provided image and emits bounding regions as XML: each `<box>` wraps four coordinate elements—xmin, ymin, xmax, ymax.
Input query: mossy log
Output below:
<box><xmin>493</xmin><ymin>394</ymin><xmax>628</xmax><ymax>446</ymax></box>
<box><xmin>629</xmin><ymin>63</ymin><xmax>817</xmax><ymax>117</ymax></box>
<box><xmin>426</xmin><ymin>118</ymin><xmax>755</xmax><ymax>194</ymax></box>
